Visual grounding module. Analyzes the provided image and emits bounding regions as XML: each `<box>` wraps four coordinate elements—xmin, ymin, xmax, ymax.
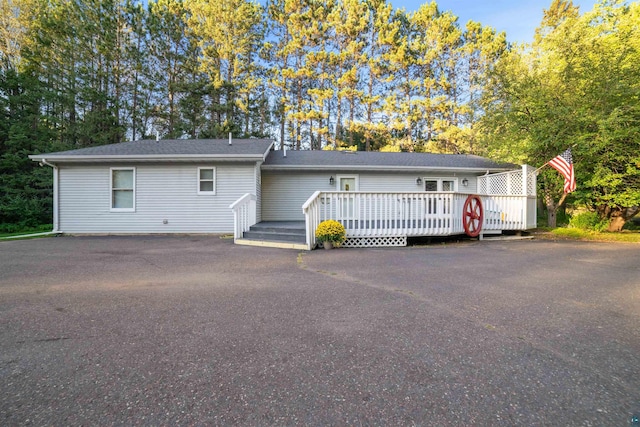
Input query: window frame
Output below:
<box><xmin>110</xmin><ymin>167</ymin><xmax>136</xmax><ymax>212</ymax></box>
<box><xmin>422</xmin><ymin>177</ymin><xmax>458</xmax><ymax>192</ymax></box>
<box><xmin>336</xmin><ymin>174</ymin><xmax>359</xmax><ymax>192</ymax></box>
<box><xmin>197</xmin><ymin>167</ymin><xmax>216</xmax><ymax>195</ymax></box>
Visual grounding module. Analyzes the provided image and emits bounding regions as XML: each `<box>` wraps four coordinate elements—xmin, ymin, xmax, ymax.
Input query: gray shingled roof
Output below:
<box><xmin>263</xmin><ymin>149</ymin><xmax>515</xmax><ymax>172</ymax></box>
<box><xmin>30</xmin><ymin>139</ymin><xmax>274</xmax><ymax>161</ymax></box>
<box><xmin>30</xmin><ymin>139</ymin><xmax>516</xmax><ymax>172</ymax></box>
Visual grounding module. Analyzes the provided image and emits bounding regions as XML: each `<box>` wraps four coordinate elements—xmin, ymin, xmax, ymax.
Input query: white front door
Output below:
<box><xmin>337</xmin><ymin>175</ymin><xmax>358</xmax><ymax>220</ymax></box>
<box><xmin>423</xmin><ymin>178</ymin><xmax>457</xmax><ymax>215</ymax></box>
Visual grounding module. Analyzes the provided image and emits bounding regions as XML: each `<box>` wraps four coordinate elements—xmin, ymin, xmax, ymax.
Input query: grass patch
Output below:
<box><xmin>550</xmin><ymin>227</ymin><xmax>640</xmax><ymax>243</ymax></box>
<box><xmin>0</xmin><ymin>224</ymin><xmax>54</xmax><ymax>239</ymax></box>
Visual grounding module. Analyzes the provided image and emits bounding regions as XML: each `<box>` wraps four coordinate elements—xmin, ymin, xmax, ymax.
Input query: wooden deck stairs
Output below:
<box><xmin>234</xmin><ymin>221</ymin><xmax>308</xmax><ymax>250</ymax></box>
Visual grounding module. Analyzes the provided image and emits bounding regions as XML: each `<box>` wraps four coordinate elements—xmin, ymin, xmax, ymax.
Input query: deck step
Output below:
<box><xmin>235</xmin><ymin>239</ymin><xmax>308</xmax><ymax>250</ymax></box>
<box><xmin>247</xmin><ymin>225</ymin><xmax>306</xmax><ymax>234</ymax></box>
<box><xmin>241</xmin><ymin>221</ymin><xmax>307</xmax><ymax>246</ymax></box>
<box><xmin>242</xmin><ymin>230</ymin><xmax>306</xmax><ymax>244</ymax></box>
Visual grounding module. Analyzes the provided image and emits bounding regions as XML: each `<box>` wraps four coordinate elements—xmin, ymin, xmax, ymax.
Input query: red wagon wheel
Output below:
<box><xmin>463</xmin><ymin>195</ymin><xmax>483</xmax><ymax>237</ymax></box>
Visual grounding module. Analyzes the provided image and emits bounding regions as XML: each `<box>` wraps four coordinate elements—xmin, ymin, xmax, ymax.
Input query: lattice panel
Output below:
<box><xmin>490</xmin><ymin>173</ymin><xmax>507</xmax><ymax>194</ymax></box>
<box><xmin>478</xmin><ymin>177</ymin><xmax>487</xmax><ymax>194</ymax></box>
<box><xmin>510</xmin><ymin>171</ymin><xmax>523</xmax><ymax>194</ymax></box>
<box><xmin>479</xmin><ymin>170</ymin><xmax>526</xmax><ymax>195</ymax></box>
<box><xmin>527</xmin><ymin>171</ymin><xmax>537</xmax><ymax>196</ymax></box>
<box><xmin>343</xmin><ymin>236</ymin><xmax>407</xmax><ymax>247</ymax></box>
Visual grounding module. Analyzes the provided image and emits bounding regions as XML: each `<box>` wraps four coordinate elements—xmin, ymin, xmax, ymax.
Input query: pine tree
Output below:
<box><xmin>185</xmin><ymin>0</ymin><xmax>264</xmax><ymax>137</ymax></box>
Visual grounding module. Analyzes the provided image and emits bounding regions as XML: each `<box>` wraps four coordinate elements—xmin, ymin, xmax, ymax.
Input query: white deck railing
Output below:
<box><xmin>477</xmin><ymin>165</ymin><xmax>537</xmax><ymax>197</ymax></box>
<box><xmin>303</xmin><ymin>191</ymin><xmax>532</xmax><ymax>249</ymax></box>
<box><xmin>478</xmin><ymin>165</ymin><xmax>537</xmax><ymax>230</ymax></box>
<box><xmin>229</xmin><ymin>193</ymin><xmax>256</xmax><ymax>242</ymax></box>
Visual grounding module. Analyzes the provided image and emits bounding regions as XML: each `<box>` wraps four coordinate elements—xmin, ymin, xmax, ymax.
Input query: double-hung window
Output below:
<box><xmin>198</xmin><ymin>167</ymin><xmax>216</xmax><ymax>195</ymax></box>
<box><xmin>111</xmin><ymin>168</ymin><xmax>135</xmax><ymax>212</ymax></box>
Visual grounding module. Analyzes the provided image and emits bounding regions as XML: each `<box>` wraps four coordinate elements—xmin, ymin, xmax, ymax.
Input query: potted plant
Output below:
<box><xmin>315</xmin><ymin>220</ymin><xmax>346</xmax><ymax>249</ymax></box>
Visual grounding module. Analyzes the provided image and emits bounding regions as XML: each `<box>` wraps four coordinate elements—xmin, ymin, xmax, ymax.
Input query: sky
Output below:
<box><xmin>392</xmin><ymin>0</ymin><xmax>599</xmax><ymax>43</ymax></box>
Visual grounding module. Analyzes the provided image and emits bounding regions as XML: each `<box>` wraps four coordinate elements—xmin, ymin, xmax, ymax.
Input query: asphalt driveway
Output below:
<box><xmin>0</xmin><ymin>236</ymin><xmax>639</xmax><ymax>426</ymax></box>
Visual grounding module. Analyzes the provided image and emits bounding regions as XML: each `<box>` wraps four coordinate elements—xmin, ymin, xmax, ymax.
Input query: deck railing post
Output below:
<box><xmin>302</xmin><ymin>191</ymin><xmax>323</xmax><ymax>250</ymax></box>
<box><xmin>520</xmin><ymin>165</ymin><xmax>527</xmax><ymax>227</ymax></box>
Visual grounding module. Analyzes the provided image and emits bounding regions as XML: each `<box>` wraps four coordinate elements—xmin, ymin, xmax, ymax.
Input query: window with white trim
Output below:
<box><xmin>336</xmin><ymin>174</ymin><xmax>359</xmax><ymax>192</ymax></box>
<box><xmin>423</xmin><ymin>178</ymin><xmax>457</xmax><ymax>192</ymax></box>
<box><xmin>111</xmin><ymin>168</ymin><xmax>135</xmax><ymax>212</ymax></box>
<box><xmin>423</xmin><ymin>178</ymin><xmax>456</xmax><ymax>215</ymax></box>
<box><xmin>198</xmin><ymin>167</ymin><xmax>216</xmax><ymax>195</ymax></box>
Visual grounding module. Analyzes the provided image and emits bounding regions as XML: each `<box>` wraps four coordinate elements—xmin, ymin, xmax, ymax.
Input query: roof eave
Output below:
<box><xmin>261</xmin><ymin>165</ymin><xmax>514</xmax><ymax>173</ymax></box>
<box><xmin>262</xmin><ymin>141</ymin><xmax>275</xmax><ymax>161</ymax></box>
<box><xmin>29</xmin><ymin>154</ymin><xmax>268</xmax><ymax>163</ymax></box>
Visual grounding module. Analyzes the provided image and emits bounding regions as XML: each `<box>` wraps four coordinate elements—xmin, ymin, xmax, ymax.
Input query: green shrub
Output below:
<box><xmin>623</xmin><ymin>217</ymin><xmax>640</xmax><ymax>231</ymax></box>
<box><xmin>569</xmin><ymin>211</ymin><xmax>610</xmax><ymax>232</ymax></box>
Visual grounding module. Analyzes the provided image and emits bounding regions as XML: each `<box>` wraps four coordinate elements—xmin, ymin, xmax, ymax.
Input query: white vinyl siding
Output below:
<box><xmin>262</xmin><ymin>171</ymin><xmax>478</xmax><ymax>221</ymax></box>
<box><xmin>111</xmin><ymin>168</ymin><xmax>135</xmax><ymax>211</ymax></box>
<box><xmin>262</xmin><ymin>172</ymin><xmax>335</xmax><ymax>221</ymax></box>
<box><xmin>58</xmin><ymin>163</ymin><xmax>256</xmax><ymax>233</ymax></box>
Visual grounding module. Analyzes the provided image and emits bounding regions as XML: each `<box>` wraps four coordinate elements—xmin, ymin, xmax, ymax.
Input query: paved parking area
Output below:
<box><xmin>1</xmin><ymin>236</ymin><xmax>639</xmax><ymax>426</ymax></box>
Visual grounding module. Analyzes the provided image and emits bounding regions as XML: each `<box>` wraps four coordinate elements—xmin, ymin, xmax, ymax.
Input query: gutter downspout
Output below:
<box><xmin>40</xmin><ymin>159</ymin><xmax>59</xmax><ymax>233</ymax></box>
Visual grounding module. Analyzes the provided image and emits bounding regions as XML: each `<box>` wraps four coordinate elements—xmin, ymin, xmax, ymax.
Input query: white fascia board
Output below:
<box><xmin>28</xmin><ymin>154</ymin><xmax>266</xmax><ymax>163</ymax></box>
<box><xmin>260</xmin><ymin>165</ymin><xmax>514</xmax><ymax>173</ymax></box>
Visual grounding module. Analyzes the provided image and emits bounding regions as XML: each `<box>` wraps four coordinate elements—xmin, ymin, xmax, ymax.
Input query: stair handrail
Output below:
<box><xmin>229</xmin><ymin>193</ymin><xmax>257</xmax><ymax>242</ymax></box>
<box><xmin>302</xmin><ymin>191</ymin><xmax>322</xmax><ymax>250</ymax></box>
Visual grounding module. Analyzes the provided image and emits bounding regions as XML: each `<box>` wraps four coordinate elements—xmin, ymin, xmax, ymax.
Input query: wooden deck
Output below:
<box><xmin>302</xmin><ymin>191</ymin><xmax>535</xmax><ymax>248</ymax></box>
<box><xmin>231</xmin><ymin>167</ymin><xmax>537</xmax><ymax>250</ymax></box>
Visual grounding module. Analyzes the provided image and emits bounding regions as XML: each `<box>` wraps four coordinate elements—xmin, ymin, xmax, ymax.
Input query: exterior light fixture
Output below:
<box><xmin>462</xmin><ymin>178</ymin><xmax>469</xmax><ymax>187</ymax></box>
<box><xmin>329</xmin><ymin>176</ymin><xmax>335</xmax><ymax>185</ymax></box>
<box><xmin>416</xmin><ymin>177</ymin><xmax>423</xmax><ymax>186</ymax></box>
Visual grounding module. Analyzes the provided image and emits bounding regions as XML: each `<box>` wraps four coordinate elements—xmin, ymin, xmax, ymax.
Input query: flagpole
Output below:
<box><xmin>534</xmin><ymin>162</ymin><xmax>549</xmax><ymax>174</ymax></box>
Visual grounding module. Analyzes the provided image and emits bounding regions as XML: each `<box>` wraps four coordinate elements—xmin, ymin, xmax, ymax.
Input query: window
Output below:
<box><xmin>423</xmin><ymin>178</ymin><xmax>457</xmax><ymax>192</ymax></box>
<box><xmin>336</xmin><ymin>175</ymin><xmax>359</xmax><ymax>192</ymax></box>
<box><xmin>424</xmin><ymin>178</ymin><xmax>457</xmax><ymax>215</ymax></box>
<box><xmin>111</xmin><ymin>168</ymin><xmax>135</xmax><ymax>212</ymax></box>
<box><xmin>198</xmin><ymin>167</ymin><xmax>216</xmax><ymax>195</ymax></box>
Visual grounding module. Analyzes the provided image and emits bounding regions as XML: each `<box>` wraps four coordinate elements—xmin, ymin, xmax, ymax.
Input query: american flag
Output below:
<box><xmin>548</xmin><ymin>148</ymin><xmax>576</xmax><ymax>193</ymax></box>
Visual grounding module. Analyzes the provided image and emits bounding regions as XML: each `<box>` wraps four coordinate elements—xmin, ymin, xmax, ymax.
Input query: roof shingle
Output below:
<box><xmin>30</xmin><ymin>139</ymin><xmax>516</xmax><ymax>172</ymax></box>
<box><xmin>31</xmin><ymin>139</ymin><xmax>274</xmax><ymax>159</ymax></box>
<box><xmin>263</xmin><ymin>150</ymin><xmax>515</xmax><ymax>171</ymax></box>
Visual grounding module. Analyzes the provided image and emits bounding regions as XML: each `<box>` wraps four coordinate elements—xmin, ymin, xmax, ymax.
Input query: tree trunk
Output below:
<box><xmin>544</xmin><ymin>186</ymin><xmax>568</xmax><ymax>228</ymax></box>
<box><xmin>335</xmin><ymin>95</ymin><xmax>342</xmax><ymax>147</ymax></box>
<box><xmin>547</xmin><ymin>208</ymin><xmax>557</xmax><ymax>228</ymax></box>
<box><xmin>608</xmin><ymin>216</ymin><xmax>625</xmax><ymax>232</ymax></box>
<box><xmin>603</xmin><ymin>206</ymin><xmax>640</xmax><ymax>232</ymax></box>
<box><xmin>279</xmin><ymin>105</ymin><xmax>285</xmax><ymax>150</ymax></box>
